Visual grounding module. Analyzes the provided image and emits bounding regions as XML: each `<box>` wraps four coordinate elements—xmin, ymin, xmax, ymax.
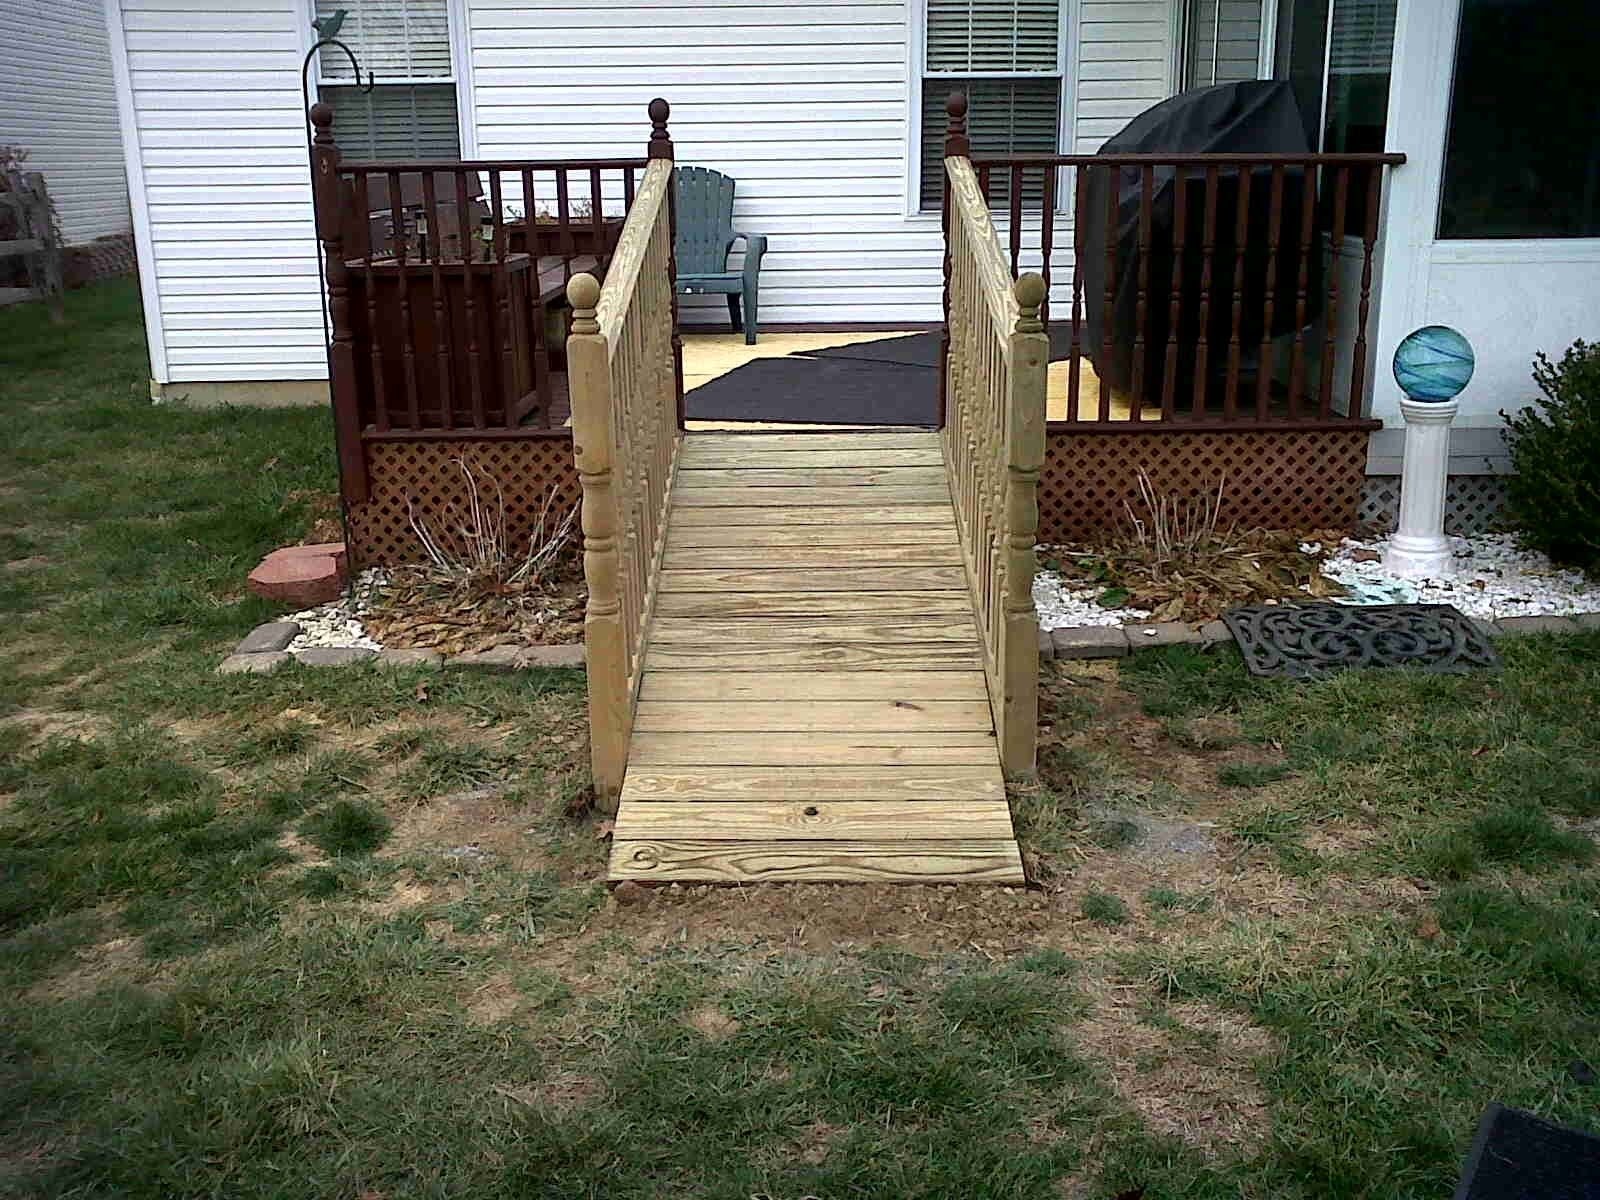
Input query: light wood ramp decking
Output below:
<box><xmin>607</xmin><ymin>429</ymin><xmax>1025</xmax><ymax>885</ymax></box>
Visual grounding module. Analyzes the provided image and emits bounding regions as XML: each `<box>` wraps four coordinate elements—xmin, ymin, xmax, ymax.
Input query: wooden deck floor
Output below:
<box><xmin>607</xmin><ymin>429</ymin><xmax>1024</xmax><ymax>885</ymax></box>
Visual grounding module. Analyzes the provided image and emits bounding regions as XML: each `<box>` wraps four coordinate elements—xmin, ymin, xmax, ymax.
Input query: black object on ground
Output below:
<box><xmin>1453</xmin><ymin>1103</ymin><xmax>1600</xmax><ymax>1200</ymax></box>
<box><xmin>1079</xmin><ymin>80</ymin><xmax>1324</xmax><ymax>411</ymax></box>
<box><xmin>1222</xmin><ymin>602</ymin><xmax>1501</xmax><ymax>679</ymax></box>
<box><xmin>683</xmin><ymin>354</ymin><xmax>939</xmax><ymax>426</ymax></box>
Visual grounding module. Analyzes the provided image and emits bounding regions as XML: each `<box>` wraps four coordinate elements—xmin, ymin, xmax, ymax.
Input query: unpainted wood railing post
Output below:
<box><xmin>309</xmin><ymin>103</ymin><xmax>369</xmax><ymax>504</ymax></box>
<box><xmin>567</xmin><ymin>272</ymin><xmax>628</xmax><ymax>808</ymax></box>
<box><xmin>1002</xmin><ymin>273</ymin><xmax>1048</xmax><ymax>777</ymax></box>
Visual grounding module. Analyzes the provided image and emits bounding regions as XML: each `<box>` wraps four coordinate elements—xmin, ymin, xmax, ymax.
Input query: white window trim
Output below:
<box><xmin>902</xmin><ymin>0</ymin><xmax>1077</xmax><ymax>218</ymax></box>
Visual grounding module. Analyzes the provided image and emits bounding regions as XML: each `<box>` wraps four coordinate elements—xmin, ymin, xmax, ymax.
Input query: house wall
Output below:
<box><xmin>105</xmin><ymin>0</ymin><xmax>323</xmax><ymax>385</ymax></box>
<box><xmin>109</xmin><ymin>0</ymin><xmax>1186</xmax><ymax>384</ymax></box>
<box><xmin>1373</xmin><ymin>0</ymin><xmax>1600</xmax><ymax>446</ymax></box>
<box><xmin>2</xmin><ymin>0</ymin><xmax>131</xmax><ymax>245</ymax></box>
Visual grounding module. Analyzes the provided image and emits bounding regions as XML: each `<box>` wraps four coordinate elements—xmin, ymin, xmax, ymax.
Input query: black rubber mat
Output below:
<box><xmin>1222</xmin><ymin>602</ymin><xmax>1501</xmax><ymax>679</ymax></box>
<box><xmin>1454</xmin><ymin>1103</ymin><xmax>1600</xmax><ymax>1199</ymax></box>
<box><xmin>683</xmin><ymin>355</ymin><xmax>938</xmax><ymax>426</ymax></box>
<box><xmin>808</xmin><ymin>326</ymin><xmax>1081</xmax><ymax>368</ymax></box>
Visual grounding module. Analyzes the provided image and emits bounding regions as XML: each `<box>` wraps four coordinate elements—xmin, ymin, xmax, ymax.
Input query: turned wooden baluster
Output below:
<box><xmin>1161</xmin><ymin>164</ymin><xmax>1188</xmax><ymax>421</ymax></box>
<box><xmin>1316</xmin><ymin>164</ymin><xmax>1350</xmax><ymax>418</ymax></box>
<box><xmin>1130</xmin><ymin>164</ymin><xmax>1153</xmax><ymax>420</ymax></box>
<box><xmin>455</xmin><ymin>168</ymin><xmax>486</xmax><ymax>428</ymax></box>
<box><xmin>566</xmin><ymin>271</ymin><xmax>626</xmax><ymax>808</ymax></box>
<box><xmin>309</xmin><ymin>103</ymin><xmax>367</xmax><ymax>503</ymax></box>
<box><xmin>388</xmin><ymin>169</ymin><xmax>420</xmax><ymax>428</ymax></box>
<box><xmin>1255</xmin><ymin>164</ymin><xmax>1286</xmax><ymax>421</ymax></box>
<box><xmin>939</xmin><ymin>92</ymin><xmax>969</xmax><ymax>430</ymax></box>
<box><xmin>421</xmin><ymin>171</ymin><xmax>454</xmax><ymax>429</ymax></box>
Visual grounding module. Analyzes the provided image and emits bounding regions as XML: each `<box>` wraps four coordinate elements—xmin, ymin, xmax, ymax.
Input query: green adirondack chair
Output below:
<box><xmin>673</xmin><ymin>166</ymin><xmax>768</xmax><ymax>345</ymax></box>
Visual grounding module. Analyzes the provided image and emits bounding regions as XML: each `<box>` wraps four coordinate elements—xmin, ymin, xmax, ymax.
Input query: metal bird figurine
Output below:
<box><xmin>311</xmin><ymin>8</ymin><xmax>348</xmax><ymax>39</ymax></box>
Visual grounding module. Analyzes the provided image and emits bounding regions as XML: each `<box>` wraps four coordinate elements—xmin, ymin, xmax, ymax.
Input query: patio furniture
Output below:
<box><xmin>673</xmin><ymin>166</ymin><xmax>767</xmax><ymax>345</ymax></box>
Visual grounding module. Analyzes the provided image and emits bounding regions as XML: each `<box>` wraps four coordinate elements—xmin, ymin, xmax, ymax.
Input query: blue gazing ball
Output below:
<box><xmin>1393</xmin><ymin>325</ymin><xmax>1475</xmax><ymax>402</ymax></box>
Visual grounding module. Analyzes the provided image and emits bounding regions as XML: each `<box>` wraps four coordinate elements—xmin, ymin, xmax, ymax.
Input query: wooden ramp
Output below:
<box><xmin>607</xmin><ymin>430</ymin><xmax>1024</xmax><ymax>885</ymax></box>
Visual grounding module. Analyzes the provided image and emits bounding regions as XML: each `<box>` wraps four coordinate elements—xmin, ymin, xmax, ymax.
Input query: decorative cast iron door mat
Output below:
<box><xmin>1223</xmin><ymin>603</ymin><xmax>1501</xmax><ymax>680</ymax></box>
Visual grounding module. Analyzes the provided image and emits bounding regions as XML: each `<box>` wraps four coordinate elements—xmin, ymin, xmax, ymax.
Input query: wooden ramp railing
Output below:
<box><xmin>566</xmin><ymin>132</ymin><xmax>681</xmax><ymax>810</ymax></box>
<box><xmin>942</xmin><ymin>136</ymin><xmax>1049</xmax><ymax>778</ymax></box>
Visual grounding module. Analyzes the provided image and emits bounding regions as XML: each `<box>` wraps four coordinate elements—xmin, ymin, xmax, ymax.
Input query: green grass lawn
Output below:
<box><xmin>2</xmin><ymin>280</ymin><xmax>1598</xmax><ymax>1199</ymax></box>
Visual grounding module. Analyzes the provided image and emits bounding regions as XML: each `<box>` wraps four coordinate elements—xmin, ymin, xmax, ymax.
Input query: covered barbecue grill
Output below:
<box><xmin>1080</xmin><ymin>80</ymin><xmax>1325</xmax><ymax>411</ymax></box>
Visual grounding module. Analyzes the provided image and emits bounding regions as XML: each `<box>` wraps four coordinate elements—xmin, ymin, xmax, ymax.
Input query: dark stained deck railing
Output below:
<box><xmin>960</xmin><ymin>129</ymin><xmax>1403</xmax><ymax>428</ymax></box>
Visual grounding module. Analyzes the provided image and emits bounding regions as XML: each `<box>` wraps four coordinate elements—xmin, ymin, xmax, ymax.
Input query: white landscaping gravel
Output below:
<box><xmin>1033</xmin><ymin>532</ymin><xmax>1600</xmax><ymax>631</ymax></box>
<box><xmin>1320</xmin><ymin>533</ymin><xmax>1600</xmax><ymax>619</ymax></box>
<box><xmin>284</xmin><ymin>568</ymin><xmax>387</xmax><ymax>654</ymax></box>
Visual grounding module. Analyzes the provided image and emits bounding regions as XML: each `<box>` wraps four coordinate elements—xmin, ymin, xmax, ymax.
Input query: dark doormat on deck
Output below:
<box><xmin>808</xmin><ymin>326</ymin><xmax>1082</xmax><ymax>368</ymax></box>
<box><xmin>1454</xmin><ymin>1103</ymin><xmax>1600</xmax><ymax>1199</ymax></box>
<box><xmin>684</xmin><ymin>355</ymin><xmax>939</xmax><ymax>426</ymax></box>
<box><xmin>1223</xmin><ymin>602</ymin><xmax>1501</xmax><ymax>679</ymax></box>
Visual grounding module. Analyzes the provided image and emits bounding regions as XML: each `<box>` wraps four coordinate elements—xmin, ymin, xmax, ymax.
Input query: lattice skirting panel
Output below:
<box><xmin>346</xmin><ymin>434</ymin><xmax>580</xmax><ymax>569</ymax></box>
<box><xmin>1359</xmin><ymin>474</ymin><xmax>1510</xmax><ymax>535</ymax></box>
<box><xmin>1040</xmin><ymin>426</ymin><xmax>1373</xmax><ymax>543</ymax></box>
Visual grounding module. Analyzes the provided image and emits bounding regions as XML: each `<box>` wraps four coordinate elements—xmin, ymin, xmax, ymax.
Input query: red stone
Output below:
<box><xmin>247</xmin><ymin>542</ymin><xmax>348</xmax><ymax>607</ymax></box>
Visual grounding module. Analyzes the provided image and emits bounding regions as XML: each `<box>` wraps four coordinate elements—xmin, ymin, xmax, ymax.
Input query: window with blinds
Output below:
<box><xmin>1327</xmin><ymin>0</ymin><xmax>1396</xmax><ymax>74</ymax></box>
<box><xmin>920</xmin><ymin>0</ymin><xmax>1063</xmax><ymax>211</ymax></box>
<box><xmin>317</xmin><ymin>0</ymin><xmax>460</xmax><ymax>161</ymax></box>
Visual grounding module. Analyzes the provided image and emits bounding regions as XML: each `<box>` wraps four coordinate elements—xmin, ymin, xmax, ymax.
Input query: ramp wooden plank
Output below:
<box><xmin>674</xmin><ymin>485</ymin><xmax>952</xmax><ymax>508</ymax></box>
<box><xmin>650</xmin><ymin>619</ymin><xmax>978</xmax><ymax>645</ymax></box>
<box><xmin>620</xmin><ymin>766</ymin><xmax>1003</xmax><ymax>802</ymax></box>
<box><xmin>644</xmin><ymin>642</ymin><xmax>984</xmax><ymax>671</ymax></box>
<box><xmin>638</xmin><ymin>671</ymin><xmax>988</xmax><ymax>702</ymax></box>
<box><xmin>674</xmin><ymin>466</ymin><xmax>950</xmax><ymax>488</ymax></box>
<box><xmin>612</xmin><ymin>800</ymin><xmax>1015</xmax><ymax>840</ymax></box>
<box><xmin>677</xmin><ymin>448</ymin><xmax>946</xmax><ymax>469</ymax></box>
<box><xmin>629</xmin><ymin>731</ymin><xmax>1000</xmax><ymax>767</ymax></box>
<box><xmin>671</xmin><ymin>505</ymin><xmax>953</xmax><ymax>527</ymax></box>
<box><xmin>632</xmin><ymin>700</ymin><xmax>995</xmax><ymax>733</ymax></box>
<box><xmin>664</xmin><ymin>544</ymin><xmax>964</xmax><ymax>570</ymax></box>
<box><xmin>667</xmin><ymin>523</ymin><xmax>960</xmax><ymax>548</ymax></box>
<box><xmin>653</xmin><ymin>592</ymin><xmax>972</xmax><ymax>620</ymax></box>
<box><xmin>657</xmin><ymin>566</ymin><xmax>967</xmax><ymax>593</ymax></box>
<box><xmin>609</xmin><ymin>838</ymin><xmax>1025</xmax><ymax>884</ymax></box>
<box><xmin>682</xmin><ymin>431</ymin><xmax>938</xmax><ymax>451</ymax></box>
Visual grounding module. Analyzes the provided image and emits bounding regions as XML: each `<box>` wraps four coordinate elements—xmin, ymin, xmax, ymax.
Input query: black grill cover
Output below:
<box><xmin>1080</xmin><ymin>80</ymin><xmax>1325</xmax><ymax>409</ymax></box>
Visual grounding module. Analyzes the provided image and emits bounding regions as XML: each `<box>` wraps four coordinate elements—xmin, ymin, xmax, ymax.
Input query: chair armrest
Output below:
<box><xmin>731</xmin><ymin>232</ymin><xmax>768</xmax><ymax>283</ymax></box>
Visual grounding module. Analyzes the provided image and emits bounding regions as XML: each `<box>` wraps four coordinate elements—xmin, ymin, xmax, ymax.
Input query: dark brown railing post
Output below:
<box><xmin>939</xmin><ymin>91</ymin><xmax>969</xmax><ymax>430</ymax></box>
<box><xmin>309</xmin><ymin>103</ymin><xmax>367</xmax><ymax>503</ymax></box>
<box><xmin>648</xmin><ymin>97</ymin><xmax>684</xmax><ymax>429</ymax></box>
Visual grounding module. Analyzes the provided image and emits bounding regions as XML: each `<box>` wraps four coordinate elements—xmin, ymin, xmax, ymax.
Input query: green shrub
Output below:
<box><xmin>1502</xmin><ymin>339</ymin><xmax>1600</xmax><ymax>571</ymax></box>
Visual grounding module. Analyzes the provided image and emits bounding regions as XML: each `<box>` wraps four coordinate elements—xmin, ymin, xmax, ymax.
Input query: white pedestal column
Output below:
<box><xmin>1383</xmin><ymin>396</ymin><xmax>1459</xmax><ymax>579</ymax></box>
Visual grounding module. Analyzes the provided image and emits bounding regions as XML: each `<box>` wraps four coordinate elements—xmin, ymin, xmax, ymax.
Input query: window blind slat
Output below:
<box><xmin>318</xmin><ymin>0</ymin><xmax>452</xmax><ymax>81</ymax></box>
<box><xmin>926</xmin><ymin>0</ymin><xmax>1061</xmax><ymax>73</ymax></box>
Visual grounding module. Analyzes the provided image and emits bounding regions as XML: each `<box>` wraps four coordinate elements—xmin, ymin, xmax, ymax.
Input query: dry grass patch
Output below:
<box><xmin>1076</xmin><ymin>971</ymin><xmax>1275</xmax><ymax>1156</ymax></box>
<box><xmin>464</xmin><ymin>971</ymin><xmax>522</xmax><ymax>1027</ymax></box>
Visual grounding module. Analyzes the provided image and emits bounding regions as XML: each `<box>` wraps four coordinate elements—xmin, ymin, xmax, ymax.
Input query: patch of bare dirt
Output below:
<box><xmin>491</xmin><ymin>1074</ymin><xmax>603</xmax><ymax>1112</ymax></box>
<box><xmin>1075</xmin><ymin>971</ymin><xmax>1275</xmax><ymax>1156</ymax></box>
<box><xmin>684</xmin><ymin>1005</ymin><xmax>741</xmax><ymax>1040</ymax></box>
<box><xmin>2</xmin><ymin>556</ymin><xmax>49</xmax><ymax>572</ymax></box>
<box><xmin>0</xmin><ymin>707</ymin><xmax>109</xmax><ymax>742</ymax></box>
<box><xmin>385</xmin><ymin>785</ymin><xmax>542</xmax><ymax>868</ymax></box>
<box><xmin>362</xmin><ymin>878</ymin><xmax>438</xmax><ymax>917</ymax></box>
<box><xmin>26</xmin><ymin>933</ymin><xmax>145</xmax><ymax>1003</ymax></box>
<box><xmin>464</xmin><ymin>971</ymin><xmax>522</xmax><ymax>1026</ymax></box>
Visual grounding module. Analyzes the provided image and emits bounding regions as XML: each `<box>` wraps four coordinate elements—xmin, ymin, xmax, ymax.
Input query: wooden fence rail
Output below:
<box><xmin>942</xmin><ymin>128</ymin><xmax>1048</xmax><ymax>778</ymax></box>
<box><xmin>566</xmin><ymin>115</ymin><xmax>680</xmax><ymax>806</ymax></box>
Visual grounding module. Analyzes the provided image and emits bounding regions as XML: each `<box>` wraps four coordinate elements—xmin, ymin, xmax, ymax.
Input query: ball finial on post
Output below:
<box><xmin>309</xmin><ymin>101</ymin><xmax>335</xmax><ymax>144</ymax></box>
<box><xmin>647</xmin><ymin>97</ymin><xmax>674</xmax><ymax>160</ymax></box>
<box><xmin>1013</xmin><ymin>273</ymin><xmax>1046</xmax><ymax>334</ymax></box>
<box><xmin>567</xmin><ymin>273</ymin><xmax>602</xmax><ymax>335</ymax></box>
<box><xmin>944</xmin><ymin>91</ymin><xmax>970</xmax><ymax>158</ymax></box>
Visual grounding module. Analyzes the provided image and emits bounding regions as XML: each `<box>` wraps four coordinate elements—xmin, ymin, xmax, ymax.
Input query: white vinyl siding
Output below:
<box><xmin>467</xmin><ymin>0</ymin><xmax>942</xmax><ymax>325</ymax></box>
<box><xmin>110</xmin><ymin>0</ymin><xmax>325</xmax><ymax>383</ymax></box>
<box><xmin>1073</xmin><ymin>0</ymin><xmax>1174</xmax><ymax>150</ymax></box>
<box><xmin>1</xmin><ymin>0</ymin><xmax>130</xmax><ymax>244</ymax></box>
